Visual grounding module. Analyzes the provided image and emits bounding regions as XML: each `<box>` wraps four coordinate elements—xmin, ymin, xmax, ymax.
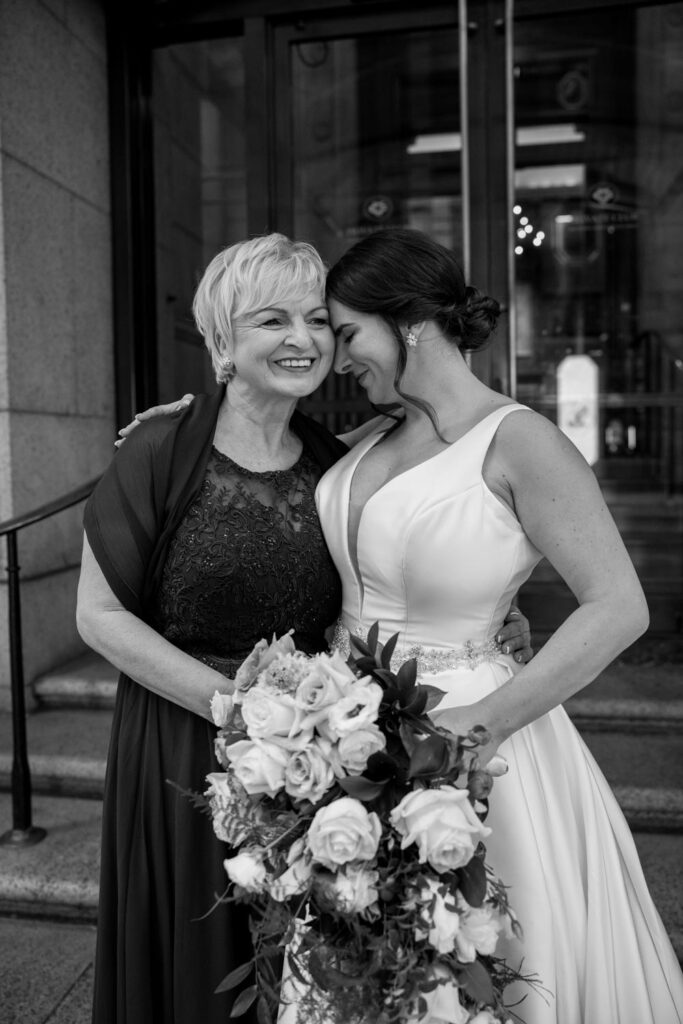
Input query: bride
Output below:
<box><xmin>313</xmin><ymin>227</ymin><xmax>683</xmax><ymax>1024</ymax></box>
<box><xmin>131</xmin><ymin>227</ymin><xmax>683</xmax><ymax>1023</ymax></box>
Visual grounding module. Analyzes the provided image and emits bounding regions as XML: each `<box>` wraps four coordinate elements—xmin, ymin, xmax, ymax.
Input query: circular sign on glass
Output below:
<box><xmin>361</xmin><ymin>195</ymin><xmax>394</xmax><ymax>222</ymax></box>
<box><xmin>590</xmin><ymin>182</ymin><xmax>618</xmax><ymax>207</ymax></box>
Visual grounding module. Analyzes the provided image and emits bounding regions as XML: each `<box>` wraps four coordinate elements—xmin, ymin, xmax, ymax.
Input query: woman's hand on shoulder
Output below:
<box><xmin>115</xmin><ymin>394</ymin><xmax>195</xmax><ymax>448</ymax></box>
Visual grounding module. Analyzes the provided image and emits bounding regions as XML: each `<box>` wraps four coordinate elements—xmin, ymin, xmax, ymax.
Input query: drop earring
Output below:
<box><xmin>222</xmin><ymin>357</ymin><xmax>235</xmax><ymax>383</ymax></box>
<box><xmin>406</xmin><ymin>331</ymin><xmax>418</xmax><ymax>348</ymax></box>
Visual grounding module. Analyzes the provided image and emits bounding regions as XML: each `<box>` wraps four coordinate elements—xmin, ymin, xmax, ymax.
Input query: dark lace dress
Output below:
<box><xmin>92</xmin><ymin>446</ymin><xmax>341</xmax><ymax>1024</ymax></box>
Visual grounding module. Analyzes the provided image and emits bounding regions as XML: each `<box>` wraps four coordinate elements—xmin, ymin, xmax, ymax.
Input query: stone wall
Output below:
<box><xmin>0</xmin><ymin>0</ymin><xmax>114</xmax><ymax>707</ymax></box>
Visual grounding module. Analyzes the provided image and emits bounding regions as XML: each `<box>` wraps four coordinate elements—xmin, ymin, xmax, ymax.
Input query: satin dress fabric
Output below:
<box><xmin>314</xmin><ymin>404</ymin><xmax>683</xmax><ymax>1024</ymax></box>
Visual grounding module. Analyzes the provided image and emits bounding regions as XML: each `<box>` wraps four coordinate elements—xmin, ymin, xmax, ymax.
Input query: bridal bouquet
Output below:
<box><xmin>205</xmin><ymin>626</ymin><xmax>529</xmax><ymax>1024</ymax></box>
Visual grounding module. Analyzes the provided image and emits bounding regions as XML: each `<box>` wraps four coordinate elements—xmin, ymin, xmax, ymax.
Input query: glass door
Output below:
<box><xmin>511</xmin><ymin>2</ymin><xmax>683</xmax><ymax>638</ymax></box>
<box><xmin>273</xmin><ymin>10</ymin><xmax>463</xmax><ymax>431</ymax></box>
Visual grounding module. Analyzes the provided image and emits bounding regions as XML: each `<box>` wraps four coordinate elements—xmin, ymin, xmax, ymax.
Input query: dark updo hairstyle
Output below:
<box><xmin>325</xmin><ymin>228</ymin><xmax>501</xmax><ymax>436</ymax></box>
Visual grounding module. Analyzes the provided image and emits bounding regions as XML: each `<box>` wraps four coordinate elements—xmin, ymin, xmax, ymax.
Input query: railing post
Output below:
<box><xmin>0</xmin><ymin>530</ymin><xmax>46</xmax><ymax>846</ymax></box>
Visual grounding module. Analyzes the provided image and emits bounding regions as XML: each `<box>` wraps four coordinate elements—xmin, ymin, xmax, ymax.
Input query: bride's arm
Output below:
<box><xmin>77</xmin><ymin>537</ymin><xmax>231</xmax><ymax>720</ymax></box>
<box><xmin>115</xmin><ymin>395</ymin><xmax>195</xmax><ymax>447</ymax></box>
<box><xmin>434</xmin><ymin>411</ymin><xmax>648</xmax><ymax>761</ymax></box>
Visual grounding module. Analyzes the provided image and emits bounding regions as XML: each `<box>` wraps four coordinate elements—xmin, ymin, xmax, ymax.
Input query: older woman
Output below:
<box><xmin>77</xmin><ymin>235</ymin><xmax>346</xmax><ymax>1024</ymax></box>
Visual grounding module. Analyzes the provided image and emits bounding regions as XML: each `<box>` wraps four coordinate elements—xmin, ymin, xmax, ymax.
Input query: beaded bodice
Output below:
<box><xmin>157</xmin><ymin>446</ymin><xmax>341</xmax><ymax>674</ymax></box>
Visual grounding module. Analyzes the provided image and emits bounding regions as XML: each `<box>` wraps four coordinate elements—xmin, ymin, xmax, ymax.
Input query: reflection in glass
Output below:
<box><xmin>290</xmin><ymin>27</ymin><xmax>460</xmax><ymax>430</ymax></box>
<box><xmin>513</xmin><ymin>4</ymin><xmax>683</xmax><ymax>636</ymax></box>
<box><xmin>153</xmin><ymin>38</ymin><xmax>247</xmax><ymax>401</ymax></box>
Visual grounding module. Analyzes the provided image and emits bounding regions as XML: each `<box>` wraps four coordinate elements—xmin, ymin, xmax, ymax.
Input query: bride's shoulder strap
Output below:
<box><xmin>471</xmin><ymin>403</ymin><xmax>533</xmax><ymax>471</ymax></box>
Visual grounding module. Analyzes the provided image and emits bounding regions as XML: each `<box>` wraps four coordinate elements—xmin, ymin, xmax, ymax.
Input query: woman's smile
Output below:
<box><xmin>273</xmin><ymin>356</ymin><xmax>317</xmax><ymax>372</ymax></box>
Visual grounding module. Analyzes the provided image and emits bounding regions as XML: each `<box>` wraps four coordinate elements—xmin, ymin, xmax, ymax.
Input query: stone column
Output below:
<box><xmin>0</xmin><ymin>0</ymin><xmax>115</xmax><ymax>707</ymax></box>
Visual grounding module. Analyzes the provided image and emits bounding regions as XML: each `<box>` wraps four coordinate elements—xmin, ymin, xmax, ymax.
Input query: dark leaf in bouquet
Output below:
<box><xmin>457</xmin><ymin>854</ymin><xmax>487</xmax><ymax>907</ymax></box>
<box><xmin>408</xmin><ymin>735</ymin><xmax>449</xmax><ymax>779</ymax></box>
<box><xmin>364</xmin><ymin>750</ymin><xmax>399</xmax><ymax>782</ymax></box>
<box><xmin>396</xmin><ymin>659</ymin><xmax>418</xmax><ymax>705</ymax></box>
<box><xmin>381</xmin><ymin>683</ymin><xmax>401</xmax><ymax>705</ymax></box>
<box><xmin>353</xmin><ymin>655</ymin><xmax>380</xmax><ymax>676</ymax></box>
<box><xmin>215</xmin><ymin>961</ymin><xmax>254</xmax><ymax>993</ymax></box>
<box><xmin>457</xmin><ymin>959</ymin><xmax>495</xmax><ymax>1004</ymax></box>
<box><xmin>349</xmin><ymin>635</ymin><xmax>372</xmax><ymax>660</ymax></box>
<box><xmin>421</xmin><ymin>683</ymin><xmax>447</xmax><ymax>712</ymax></box>
<box><xmin>256</xmin><ymin>995</ymin><xmax>272</xmax><ymax>1024</ymax></box>
<box><xmin>367</xmin><ymin>621</ymin><xmax>380</xmax><ymax>654</ymax></box>
<box><xmin>398</xmin><ymin>720</ymin><xmax>419</xmax><ymax>757</ymax></box>
<box><xmin>371</xmin><ymin>667</ymin><xmax>398</xmax><ymax>687</ymax></box>
<box><xmin>380</xmin><ymin>632</ymin><xmax>400</xmax><ymax>669</ymax></box>
<box><xmin>286</xmin><ymin>950</ymin><xmax>310</xmax><ymax>986</ymax></box>
<box><xmin>402</xmin><ymin>687</ymin><xmax>428</xmax><ymax>716</ymax></box>
<box><xmin>229</xmin><ymin>984</ymin><xmax>259</xmax><ymax>1017</ymax></box>
<box><xmin>339</xmin><ymin>776</ymin><xmax>386</xmax><ymax>801</ymax></box>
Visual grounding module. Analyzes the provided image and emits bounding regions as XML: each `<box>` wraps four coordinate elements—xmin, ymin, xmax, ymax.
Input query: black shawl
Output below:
<box><xmin>84</xmin><ymin>387</ymin><xmax>349</xmax><ymax>621</ymax></box>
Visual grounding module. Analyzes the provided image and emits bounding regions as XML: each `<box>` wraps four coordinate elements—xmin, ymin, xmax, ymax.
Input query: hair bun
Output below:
<box><xmin>444</xmin><ymin>286</ymin><xmax>500</xmax><ymax>351</ymax></box>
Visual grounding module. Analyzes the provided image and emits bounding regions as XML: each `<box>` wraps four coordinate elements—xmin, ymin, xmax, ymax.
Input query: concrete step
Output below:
<box><xmin>0</xmin><ymin>793</ymin><xmax>100</xmax><ymax>923</ymax></box>
<box><xmin>34</xmin><ymin>653</ymin><xmax>117</xmax><ymax>710</ymax></box>
<box><xmin>0</xmin><ymin>708</ymin><xmax>111</xmax><ymax>800</ymax></box>
<box><xmin>0</xmin><ymin>917</ymin><xmax>95</xmax><ymax>1024</ymax></box>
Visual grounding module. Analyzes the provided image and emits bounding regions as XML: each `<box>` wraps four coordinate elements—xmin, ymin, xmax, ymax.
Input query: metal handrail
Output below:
<box><xmin>0</xmin><ymin>476</ymin><xmax>101</xmax><ymax>846</ymax></box>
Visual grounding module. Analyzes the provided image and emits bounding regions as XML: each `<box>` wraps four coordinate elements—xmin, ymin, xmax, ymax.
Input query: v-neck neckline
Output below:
<box><xmin>343</xmin><ymin>405</ymin><xmax>519</xmax><ymax>613</ymax></box>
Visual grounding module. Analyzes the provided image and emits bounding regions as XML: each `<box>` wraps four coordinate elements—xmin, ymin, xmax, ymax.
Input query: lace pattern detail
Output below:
<box><xmin>156</xmin><ymin>447</ymin><xmax>341</xmax><ymax>670</ymax></box>
<box><xmin>331</xmin><ymin>621</ymin><xmax>502</xmax><ymax>675</ymax></box>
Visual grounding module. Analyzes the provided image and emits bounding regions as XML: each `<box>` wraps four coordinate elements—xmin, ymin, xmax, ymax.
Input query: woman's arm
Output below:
<box><xmin>115</xmin><ymin>395</ymin><xmax>195</xmax><ymax>447</ymax></box>
<box><xmin>435</xmin><ymin>411</ymin><xmax>648</xmax><ymax>760</ymax></box>
<box><xmin>77</xmin><ymin>536</ymin><xmax>231</xmax><ymax>720</ymax></box>
<box><xmin>121</xmin><ymin>403</ymin><xmax>394</xmax><ymax>453</ymax></box>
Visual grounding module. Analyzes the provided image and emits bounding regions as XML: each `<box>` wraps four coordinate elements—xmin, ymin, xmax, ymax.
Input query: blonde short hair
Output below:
<box><xmin>193</xmin><ymin>233</ymin><xmax>328</xmax><ymax>383</ymax></box>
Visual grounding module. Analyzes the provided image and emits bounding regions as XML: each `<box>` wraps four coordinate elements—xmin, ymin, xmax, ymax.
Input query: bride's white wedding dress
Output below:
<box><xmin>311</xmin><ymin>404</ymin><xmax>683</xmax><ymax>1024</ymax></box>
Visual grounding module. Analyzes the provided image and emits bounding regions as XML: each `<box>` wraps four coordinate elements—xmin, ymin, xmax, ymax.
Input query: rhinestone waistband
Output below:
<box><xmin>331</xmin><ymin>621</ymin><xmax>503</xmax><ymax>675</ymax></box>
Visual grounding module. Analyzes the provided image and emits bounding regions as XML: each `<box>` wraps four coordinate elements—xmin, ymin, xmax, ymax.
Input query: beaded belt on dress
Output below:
<box><xmin>331</xmin><ymin>621</ymin><xmax>502</xmax><ymax>675</ymax></box>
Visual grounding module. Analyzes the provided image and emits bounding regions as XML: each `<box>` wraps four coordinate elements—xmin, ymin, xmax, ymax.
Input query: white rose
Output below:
<box><xmin>224</xmin><ymin>848</ymin><xmax>268</xmax><ymax>893</ymax></box>
<box><xmin>225</xmin><ymin>738</ymin><xmax>289</xmax><ymax>797</ymax></box>
<box><xmin>210</xmin><ymin>690</ymin><xmax>234</xmax><ymax>728</ymax></box>
<box><xmin>307</xmin><ymin>797</ymin><xmax>381</xmax><ymax>869</ymax></box>
<box><xmin>314</xmin><ymin>736</ymin><xmax>345</xmax><ymax>778</ymax></box>
<box><xmin>337</xmin><ymin>726</ymin><xmax>386</xmax><ymax>775</ymax></box>
<box><xmin>454</xmin><ymin>898</ymin><xmax>504</xmax><ymax>962</ymax></box>
<box><xmin>390</xmin><ymin>786</ymin><xmax>491</xmax><ymax>874</ymax></box>
<box><xmin>292</xmin><ymin>652</ymin><xmax>356</xmax><ymax>732</ymax></box>
<box><xmin>325</xmin><ymin>681</ymin><xmax>383</xmax><ymax>740</ymax></box>
<box><xmin>317</xmin><ymin>864</ymin><xmax>379</xmax><ymax>916</ymax></box>
<box><xmin>284</xmin><ymin>743</ymin><xmax>336</xmax><ymax>804</ymax></box>
<box><xmin>415</xmin><ymin>876</ymin><xmax>460</xmax><ymax>954</ymax></box>
<box><xmin>241</xmin><ymin>686</ymin><xmax>298</xmax><ymax>738</ymax></box>
<box><xmin>408</xmin><ymin>964</ymin><xmax>469</xmax><ymax>1024</ymax></box>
